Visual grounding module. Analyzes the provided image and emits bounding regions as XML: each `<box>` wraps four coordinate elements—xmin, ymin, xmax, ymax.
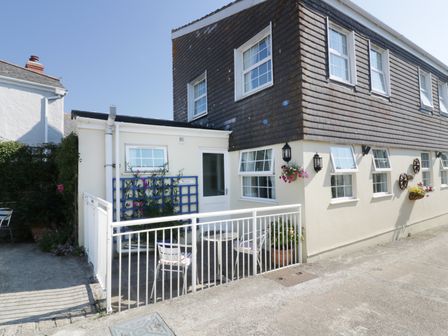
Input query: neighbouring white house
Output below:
<box><xmin>0</xmin><ymin>56</ymin><xmax>67</xmax><ymax>145</ymax></box>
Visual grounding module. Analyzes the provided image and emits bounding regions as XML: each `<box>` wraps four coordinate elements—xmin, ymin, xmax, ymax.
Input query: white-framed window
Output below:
<box><xmin>239</xmin><ymin>148</ymin><xmax>275</xmax><ymax>200</ymax></box>
<box><xmin>440</xmin><ymin>152</ymin><xmax>448</xmax><ymax>186</ymax></box>
<box><xmin>421</xmin><ymin>152</ymin><xmax>431</xmax><ymax>187</ymax></box>
<box><xmin>125</xmin><ymin>145</ymin><xmax>167</xmax><ymax>172</ymax></box>
<box><xmin>330</xmin><ymin>146</ymin><xmax>357</xmax><ymax>200</ymax></box>
<box><xmin>234</xmin><ymin>24</ymin><xmax>273</xmax><ymax>101</ymax></box>
<box><xmin>419</xmin><ymin>69</ymin><xmax>433</xmax><ymax>110</ymax></box>
<box><xmin>187</xmin><ymin>72</ymin><xmax>207</xmax><ymax>121</ymax></box>
<box><xmin>439</xmin><ymin>82</ymin><xmax>448</xmax><ymax>114</ymax></box>
<box><xmin>372</xmin><ymin>149</ymin><xmax>391</xmax><ymax>195</ymax></box>
<box><xmin>327</xmin><ymin>21</ymin><xmax>356</xmax><ymax>85</ymax></box>
<box><xmin>369</xmin><ymin>44</ymin><xmax>390</xmax><ymax>96</ymax></box>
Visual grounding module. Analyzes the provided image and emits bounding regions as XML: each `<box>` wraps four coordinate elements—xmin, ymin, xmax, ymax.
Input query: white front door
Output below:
<box><xmin>200</xmin><ymin>150</ymin><xmax>229</xmax><ymax>214</ymax></box>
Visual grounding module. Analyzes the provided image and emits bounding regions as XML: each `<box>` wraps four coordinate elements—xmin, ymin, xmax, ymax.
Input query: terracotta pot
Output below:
<box><xmin>31</xmin><ymin>225</ymin><xmax>47</xmax><ymax>242</ymax></box>
<box><xmin>271</xmin><ymin>247</ymin><xmax>295</xmax><ymax>266</ymax></box>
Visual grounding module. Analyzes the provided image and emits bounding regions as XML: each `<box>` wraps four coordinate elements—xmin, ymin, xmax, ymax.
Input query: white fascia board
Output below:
<box><xmin>322</xmin><ymin>0</ymin><xmax>448</xmax><ymax>76</ymax></box>
<box><xmin>172</xmin><ymin>0</ymin><xmax>267</xmax><ymax>39</ymax></box>
<box><xmin>76</xmin><ymin>117</ymin><xmax>231</xmax><ymax>139</ymax></box>
<box><xmin>0</xmin><ymin>75</ymin><xmax>66</xmax><ymax>94</ymax></box>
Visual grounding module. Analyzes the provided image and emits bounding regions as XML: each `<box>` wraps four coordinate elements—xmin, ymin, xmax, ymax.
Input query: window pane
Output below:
<box><xmin>440</xmin><ymin>84</ymin><xmax>448</xmax><ymax>113</ymax></box>
<box><xmin>331</xmin><ymin>174</ymin><xmax>353</xmax><ymax>199</ymax></box>
<box><xmin>194</xmin><ymin>96</ymin><xmax>207</xmax><ymax>116</ymax></box>
<box><xmin>329</xmin><ymin>28</ymin><xmax>348</xmax><ymax>56</ymax></box>
<box><xmin>239</xmin><ymin>149</ymin><xmax>273</xmax><ymax>173</ymax></box>
<box><xmin>372</xmin><ymin>71</ymin><xmax>386</xmax><ymax>93</ymax></box>
<box><xmin>420</xmin><ymin>72</ymin><xmax>432</xmax><ymax>107</ymax></box>
<box><xmin>194</xmin><ymin>80</ymin><xmax>206</xmax><ymax>98</ymax></box>
<box><xmin>127</xmin><ymin>147</ymin><xmax>167</xmax><ymax>170</ymax></box>
<box><xmin>242</xmin><ymin>176</ymin><xmax>275</xmax><ymax>199</ymax></box>
<box><xmin>441</xmin><ymin>153</ymin><xmax>448</xmax><ymax>169</ymax></box>
<box><xmin>441</xmin><ymin>171</ymin><xmax>448</xmax><ymax>185</ymax></box>
<box><xmin>330</xmin><ymin>54</ymin><xmax>349</xmax><ymax>82</ymax></box>
<box><xmin>331</xmin><ymin>147</ymin><xmax>356</xmax><ymax>171</ymax></box>
<box><xmin>372</xmin><ymin>149</ymin><xmax>390</xmax><ymax>169</ymax></box>
<box><xmin>203</xmin><ymin>153</ymin><xmax>225</xmax><ymax>197</ymax></box>
<box><xmin>243</xmin><ymin>36</ymin><xmax>271</xmax><ymax>70</ymax></box>
<box><xmin>244</xmin><ymin>60</ymin><xmax>272</xmax><ymax>92</ymax></box>
<box><xmin>421</xmin><ymin>153</ymin><xmax>430</xmax><ymax>168</ymax></box>
<box><xmin>373</xmin><ymin>173</ymin><xmax>388</xmax><ymax>193</ymax></box>
<box><xmin>370</xmin><ymin>49</ymin><xmax>383</xmax><ymax>71</ymax></box>
<box><xmin>422</xmin><ymin>171</ymin><xmax>431</xmax><ymax>187</ymax></box>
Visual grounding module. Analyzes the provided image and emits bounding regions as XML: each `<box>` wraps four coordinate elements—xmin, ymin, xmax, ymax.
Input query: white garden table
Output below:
<box><xmin>202</xmin><ymin>231</ymin><xmax>239</xmax><ymax>283</ymax></box>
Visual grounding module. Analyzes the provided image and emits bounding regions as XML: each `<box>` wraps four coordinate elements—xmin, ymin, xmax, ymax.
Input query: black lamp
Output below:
<box><xmin>282</xmin><ymin>142</ymin><xmax>292</xmax><ymax>163</ymax></box>
<box><xmin>362</xmin><ymin>145</ymin><xmax>371</xmax><ymax>156</ymax></box>
<box><xmin>436</xmin><ymin>151</ymin><xmax>443</xmax><ymax>158</ymax></box>
<box><xmin>313</xmin><ymin>153</ymin><xmax>322</xmax><ymax>172</ymax></box>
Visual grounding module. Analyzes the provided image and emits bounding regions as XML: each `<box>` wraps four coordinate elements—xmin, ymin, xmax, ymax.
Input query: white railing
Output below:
<box><xmin>110</xmin><ymin>204</ymin><xmax>302</xmax><ymax>313</ymax></box>
<box><xmin>83</xmin><ymin>193</ymin><xmax>113</xmax><ymax>311</ymax></box>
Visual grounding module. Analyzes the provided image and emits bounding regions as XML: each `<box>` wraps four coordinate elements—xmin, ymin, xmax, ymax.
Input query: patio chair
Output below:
<box><xmin>232</xmin><ymin>229</ymin><xmax>267</xmax><ymax>275</ymax></box>
<box><xmin>0</xmin><ymin>208</ymin><xmax>13</xmax><ymax>242</ymax></box>
<box><xmin>150</xmin><ymin>242</ymin><xmax>198</xmax><ymax>300</ymax></box>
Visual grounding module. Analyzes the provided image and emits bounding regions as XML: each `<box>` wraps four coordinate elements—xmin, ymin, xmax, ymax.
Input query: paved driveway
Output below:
<box><xmin>0</xmin><ymin>244</ymin><xmax>97</xmax><ymax>335</ymax></box>
<box><xmin>50</xmin><ymin>223</ymin><xmax>448</xmax><ymax>336</ymax></box>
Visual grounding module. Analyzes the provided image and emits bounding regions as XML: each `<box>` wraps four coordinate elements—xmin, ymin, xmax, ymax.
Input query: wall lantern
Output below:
<box><xmin>362</xmin><ymin>145</ymin><xmax>371</xmax><ymax>156</ymax></box>
<box><xmin>436</xmin><ymin>151</ymin><xmax>443</xmax><ymax>158</ymax></box>
<box><xmin>282</xmin><ymin>142</ymin><xmax>292</xmax><ymax>163</ymax></box>
<box><xmin>313</xmin><ymin>153</ymin><xmax>322</xmax><ymax>172</ymax></box>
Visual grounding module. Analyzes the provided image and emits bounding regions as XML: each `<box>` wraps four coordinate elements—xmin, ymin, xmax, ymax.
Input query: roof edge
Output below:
<box><xmin>172</xmin><ymin>0</ymin><xmax>267</xmax><ymax>39</ymax></box>
<box><xmin>0</xmin><ymin>59</ymin><xmax>64</xmax><ymax>84</ymax></box>
<box><xmin>322</xmin><ymin>0</ymin><xmax>448</xmax><ymax>75</ymax></box>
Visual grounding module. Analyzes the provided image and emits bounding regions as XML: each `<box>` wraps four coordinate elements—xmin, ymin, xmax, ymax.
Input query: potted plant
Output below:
<box><xmin>270</xmin><ymin>218</ymin><xmax>301</xmax><ymax>266</ymax></box>
<box><xmin>408</xmin><ymin>183</ymin><xmax>426</xmax><ymax>200</ymax></box>
<box><xmin>279</xmin><ymin>164</ymin><xmax>308</xmax><ymax>183</ymax></box>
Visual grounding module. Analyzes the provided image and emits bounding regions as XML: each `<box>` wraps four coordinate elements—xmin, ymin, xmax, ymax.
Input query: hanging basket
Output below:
<box><xmin>408</xmin><ymin>192</ymin><xmax>425</xmax><ymax>200</ymax></box>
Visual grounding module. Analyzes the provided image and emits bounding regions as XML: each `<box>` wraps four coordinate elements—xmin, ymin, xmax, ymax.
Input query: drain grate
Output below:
<box><xmin>264</xmin><ymin>267</ymin><xmax>317</xmax><ymax>287</ymax></box>
<box><xmin>110</xmin><ymin>312</ymin><xmax>175</xmax><ymax>336</ymax></box>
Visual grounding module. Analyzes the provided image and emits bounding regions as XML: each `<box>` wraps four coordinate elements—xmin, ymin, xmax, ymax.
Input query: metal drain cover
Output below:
<box><xmin>264</xmin><ymin>267</ymin><xmax>317</xmax><ymax>287</ymax></box>
<box><xmin>110</xmin><ymin>313</ymin><xmax>175</xmax><ymax>336</ymax></box>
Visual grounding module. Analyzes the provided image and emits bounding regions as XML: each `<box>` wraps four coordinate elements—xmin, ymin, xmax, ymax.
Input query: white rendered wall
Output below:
<box><xmin>0</xmin><ymin>81</ymin><xmax>64</xmax><ymax>145</ymax></box>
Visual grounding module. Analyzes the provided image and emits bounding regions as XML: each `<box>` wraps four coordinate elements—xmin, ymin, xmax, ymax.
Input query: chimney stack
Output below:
<box><xmin>25</xmin><ymin>55</ymin><xmax>44</xmax><ymax>74</ymax></box>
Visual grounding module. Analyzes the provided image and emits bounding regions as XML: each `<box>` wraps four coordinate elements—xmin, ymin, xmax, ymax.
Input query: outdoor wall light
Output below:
<box><xmin>436</xmin><ymin>151</ymin><xmax>443</xmax><ymax>158</ymax></box>
<box><xmin>313</xmin><ymin>153</ymin><xmax>322</xmax><ymax>172</ymax></box>
<box><xmin>282</xmin><ymin>142</ymin><xmax>292</xmax><ymax>163</ymax></box>
<box><xmin>362</xmin><ymin>145</ymin><xmax>371</xmax><ymax>156</ymax></box>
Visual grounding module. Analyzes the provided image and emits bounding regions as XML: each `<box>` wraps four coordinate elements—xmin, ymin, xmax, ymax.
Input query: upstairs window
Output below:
<box><xmin>234</xmin><ymin>24</ymin><xmax>273</xmax><ymax>101</ymax></box>
<box><xmin>239</xmin><ymin>149</ymin><xmax>275</xmax><ymax>200</ymax></box>
<box><xmin>126</xmin><ymin>146</ymin><xmax>167</xmax><ymax>172</ymax></box>
<box><xmin>187</xmin><ymin>72</ymin><xmax>207</xmax><ymax>121</ymax></box>
<box><xmin>439</xmin><ymin>82</ymin><xmax>448</xmax><ymax>114</ymax></box>
<box><xmin>419</xmin><ymin>70</ymin><xmax>433</xmax><ymax>110</ymax></box>
<box><xmin>421</xmin><ymin>152</ymin><xmax>431</xmax><ymax>187</ymax></box>
<box><xmin>369</xmin><ymin>45</ymin><xmax>390</xmax><ymax>96</ymax></box>
<box><xmin>327</xmin><ymin>22</ymin><xmax>356</xmax><ymax>85</ymax></box>
<box><xmin>441</xmin><ymin>153</ymin><xmax>448</xmax><ymax>186</ymax></box>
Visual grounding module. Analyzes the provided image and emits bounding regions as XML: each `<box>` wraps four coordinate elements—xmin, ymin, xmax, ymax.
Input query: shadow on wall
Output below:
<box><xmin>393</xmin><ymin>164</ymin><xmax>417</xmax><ymax>241</ymax></box>
<box><xmin>17</xmin><ymin>123</ymin><xmax>62</xmax><ymax>145</ymax></box>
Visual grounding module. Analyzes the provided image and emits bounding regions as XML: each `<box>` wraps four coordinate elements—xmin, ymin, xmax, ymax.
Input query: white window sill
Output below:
<box><xmin>440</xmin><ymin>111</ymin><xmax>448</xmax><ymax>117</ymax></box>
<box><xmin>330</xmin><ymin>198</ymin><xmax>359</xmax><ymax>205</ymax></box>
<box><xmin>329</xmin><ymin>76</ymin><xmax>356</xmax><ymax>88</ymax></box>
<box><xmin>371</xmin><ymin>90</ymin><xmax>390</xmax><ymax>99</ymax></box>
<box><xmin>189</xmin><ymin>111</ymin><xmax>208</xmax><ymax>122</ymax></box>
<box><xmin>240</xmin><ymin>197</ymin><xmax>278</xmax><ymax>205</ymax></box>
<box><xmin>440</xmin><ymin>185</ymin><xmax>448</xmax><ymax>190</ymax></box>
<box><xmin>420</xmin><ymin>105</ymin><xmax>434</xmax><ymax>113</ymax></box>
<box><xmin>372</xmin><ymin>193</ymin><xmax>393</xmax><ymax>200</ymax></box>
<box><xmin>235</xmin><ymin>81</ymin><xmax>274</xmax><ymax>102</ymax></box>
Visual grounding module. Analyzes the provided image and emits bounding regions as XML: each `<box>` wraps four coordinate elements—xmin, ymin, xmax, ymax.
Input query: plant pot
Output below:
<box><xmin>30</xmin><ymin>225</ymin><xmax>47</xmax><ymax>242</ymax></box>
<box><xmin>409</xmin><ymin>192</ymin><xmax>425</xmax><ymax>200</ymax></box>
<box><xmin>271</xmin><ymin>247</ymin><xmax>295</xmax><ymax>266</ymax></box>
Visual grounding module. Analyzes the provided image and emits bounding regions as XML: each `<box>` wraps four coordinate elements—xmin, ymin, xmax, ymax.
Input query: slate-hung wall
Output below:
<box><xmin>172</xmin><ymin>0</ymin><xmax>302</xmax><ymax>152</ymax></box>
<box><xmin>299</xmin><ymin>0</ymin><xmax>448</xmax><ymax>151</ymax></box>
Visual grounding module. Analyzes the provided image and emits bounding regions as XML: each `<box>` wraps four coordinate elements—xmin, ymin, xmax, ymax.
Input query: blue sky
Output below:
<box><xmin>1</xmin><ymin>0</ymin><xmax>447</xmax><ymax>120</ymax></box>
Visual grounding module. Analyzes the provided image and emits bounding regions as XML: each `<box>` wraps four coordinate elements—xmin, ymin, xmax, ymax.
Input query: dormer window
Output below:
<box><xmin>419</xmin><ymin>69</ymin><xmax>433</xmax><ymax>111</ymax></box>
<box><xmin>234</xmin><ymin>24</ymin><xmax>273</xmax><ymax>101</ymax></box>
<box><xmin>187</xmin><ymin>72</ymin><xmax>207</xmax><ymax>121</ymax></box>
<box><xmin>439</xmin><ymin>82</ymin><xmax>448</xmax><ymax>114</ymax></box>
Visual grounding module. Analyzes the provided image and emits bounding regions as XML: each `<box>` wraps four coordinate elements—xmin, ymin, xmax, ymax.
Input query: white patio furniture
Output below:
<box><xmin>150</xmin><ymin>242</ymin><xmax>197</xmax><ymax>300</ymax></box>
<box><xmin>233</xmin><ymin>229</ymin><xmax>267</xmax><ymax>275</ymax></box>
<box><xmin>202</xmin><ymin>230</ymin><xmax>239</xmax><ymax>283</ymax></box>
<box><xmin>0</xmin><ymin>208</ymin><xmax>13</xmax><ymax>242</ymax></box>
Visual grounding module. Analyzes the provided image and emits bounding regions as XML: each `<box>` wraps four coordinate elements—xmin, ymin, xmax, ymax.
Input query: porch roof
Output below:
<box><xmin>71</xmin><ymin>110</ymin><xmax>226</xmax><ymax>131</ymax></box>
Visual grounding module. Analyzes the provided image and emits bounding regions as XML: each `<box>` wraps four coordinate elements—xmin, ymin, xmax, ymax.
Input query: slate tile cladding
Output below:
<box><xmin>172</xmin><ymin>0</ymin><xmax>302</xmax><ymax>152</ymax></box>
<box><xmin>299</xmin><ymin>0</ymin><xmax>448</xmax><ymax>151</ymax></box>
<box><xmin>173</xmin><ymin>0</ymin><xmax>448</xmax><ymax>152</ymax></box>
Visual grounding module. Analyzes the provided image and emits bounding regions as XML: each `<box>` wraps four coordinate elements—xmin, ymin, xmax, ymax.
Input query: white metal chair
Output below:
<box><xmin>150</xmin><ymin>243</ymin><xmax>197</xmax><ymax>300</ymax></box>
<box><xmin>233</xmin><ymin>229</ymin><xmax>267</xmax><ymax>275</ymax></box>
<box><xmin>0</xmin><ymin>208</ymin><xmax>13</xmax><ymax>242</ymax></box>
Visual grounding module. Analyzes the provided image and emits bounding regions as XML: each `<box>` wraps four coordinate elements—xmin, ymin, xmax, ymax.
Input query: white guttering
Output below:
<box><xmin>0</xmin><ymin>75</ymin><xmax>66</xmax><ymax>94</ymax></box>
<box><xmin>105</xmin><ymin>106</ymin><xmax>116</xmax><ymax>204</ymax></box>
<box><xmin>171</xmin><ymin>0</ymin><xmax>267</xmax><ymax>39</ymax></box>
<box><xmin>322</xmin><ymin>0</ymin><xmax>448</xmax><ymax>76</ymax></box>
<box><xmin>114</xmin><ymin>123</ymin><xmax>120</xmax><ymax>222</ymax></box>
